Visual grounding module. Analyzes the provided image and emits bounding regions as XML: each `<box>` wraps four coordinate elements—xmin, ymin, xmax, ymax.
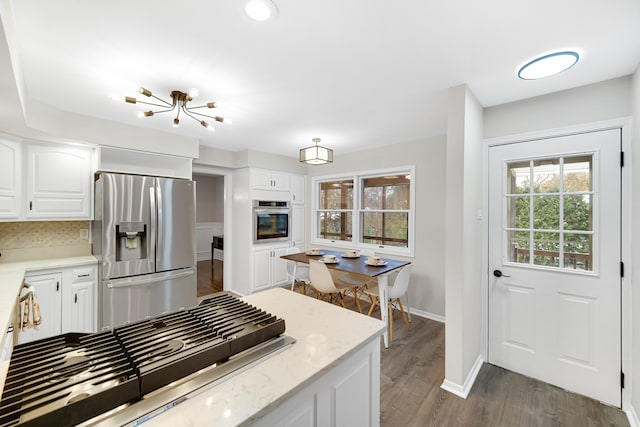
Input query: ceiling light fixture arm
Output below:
<box><xmin>120</xmin><ymin>87</ymin><xmax>230</xmax><ymax>130</ymax></box>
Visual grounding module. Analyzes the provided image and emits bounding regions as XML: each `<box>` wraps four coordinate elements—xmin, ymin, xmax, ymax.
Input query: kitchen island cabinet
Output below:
<box><xmin>140</xmin><ymin>288</ymin><xmax>385</xmax><ymax>427</ymax></box>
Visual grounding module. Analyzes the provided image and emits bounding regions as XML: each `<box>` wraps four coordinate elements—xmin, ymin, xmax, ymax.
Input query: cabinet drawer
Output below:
<box><xmin>70</xmin><ymin>267</ymin><xmax>95</xmax><ymax>283</ymax></box>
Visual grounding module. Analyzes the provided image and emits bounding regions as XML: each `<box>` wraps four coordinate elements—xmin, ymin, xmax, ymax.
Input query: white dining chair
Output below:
<box><xmin>332</xmin><ymin>249</ymin><xmax>376</xmax><ymax>313</ymax></box>
<box><xmin>285</xmin><ymin>247</ymin><xmax>310</xmax><ymax>294</ymax></box>
<box><xmin>309</xmin><ymin>260</ymin><xmax>352</xmax><ymax>307</ymax></box>
<box><xmin>364</xmin><ymin>264</ymin><xmax>413</xmax><ymax>342</ymax></box>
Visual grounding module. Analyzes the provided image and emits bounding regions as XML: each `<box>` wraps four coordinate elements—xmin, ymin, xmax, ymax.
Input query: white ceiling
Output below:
<box><xmin>3</xmin><ymin>0</ymin><xmax>640</xmax><ymax>158</ymax></box>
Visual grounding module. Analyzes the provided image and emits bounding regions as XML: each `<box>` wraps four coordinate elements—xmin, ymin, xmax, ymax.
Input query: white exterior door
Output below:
<box><xmin>488</xmin><ymin>129</ymin><xmax>622</xmax><ymax>406</ymax></box>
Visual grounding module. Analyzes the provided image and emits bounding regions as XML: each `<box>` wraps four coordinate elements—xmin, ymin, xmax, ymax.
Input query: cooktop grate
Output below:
<box><xmin>0</xmin><ymin>293</ymin><xmax>286</xmax><ymax>427</ymax></box>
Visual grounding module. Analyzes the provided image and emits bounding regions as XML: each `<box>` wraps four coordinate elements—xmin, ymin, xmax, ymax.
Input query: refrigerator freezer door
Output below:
<box><xmin>99</xmin><ymin>174</ymin><xmax>156</xmax><ymax>279</ymax></box>
<box><xmin>101</xmin><ymin>268</ymin><xmax>196</xmax><ymax>330</ymax></box>
<box><xmin>155</xmin><ymin>177</ymin><xmax>196</xmax><ymax>272</ymax></box>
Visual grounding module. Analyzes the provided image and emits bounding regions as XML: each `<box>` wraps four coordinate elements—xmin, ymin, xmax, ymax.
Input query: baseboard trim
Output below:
<box><xmin>408</xmin><ymin>307</ymin><xmax>445</xmax><ymax>323</ymax></box>
<box><xmin>440</xmin><ymin>354</ymin><xmax>483</xmax><ymax>399</ymax></box>
<box><xmin>627</xmin><ymin>404</ymin><xmax>640</xmax><ymax>427</ymax></box>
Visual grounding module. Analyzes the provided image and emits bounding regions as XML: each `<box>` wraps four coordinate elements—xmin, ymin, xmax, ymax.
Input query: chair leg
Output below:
<box><xmin>352</xmin><ymin>287</ymin><xmax>363</xmax><ymax>313</ymax></box>
<box><xmin>388</xmin><ymin>302</ymin><xmax>394</xmax><ymax>342</ymax></box>
<box><xmin>338</xmin><ymin>293</ymin><xmax>346</xmax><ymax>308</ymax></box>
<box><xmin>367</xmin><ymin>296</ymin><xmax>378</xmax><ymax>316</ymax></box>
<box><xmin>397</xmin><ymin>298</ymin><xmax>411</xmax><ymax>331</ymax></box>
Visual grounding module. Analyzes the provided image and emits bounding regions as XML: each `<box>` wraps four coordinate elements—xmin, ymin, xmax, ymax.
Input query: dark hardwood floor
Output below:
<box><xmin>196</xmin><ymin>259</ymin><xmax>223</xmax><ymax>297</ymax></box>
<box><xmin>294</xmin><ymin>283</ymin><xmax>629</xmax><ymax>427</ymax></box>
<box><xmin>195</xmin><ymin>269</ymin><xmax>629</xmax><ymax>427</ymax></box>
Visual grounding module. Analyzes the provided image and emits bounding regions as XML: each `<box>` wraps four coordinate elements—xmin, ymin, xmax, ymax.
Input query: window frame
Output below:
<box><xmin>502</xmin><ymin>152</ymin><xmax>599</xmax><ymax>275</ymax></box>
<box><xmin>311</xmin><ymin>165</ymin><xmax>415</xmax><ymax>257</ymax></box>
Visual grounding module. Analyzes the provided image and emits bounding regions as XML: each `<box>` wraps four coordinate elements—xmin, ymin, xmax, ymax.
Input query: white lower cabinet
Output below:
<box><xmin>61</xmin><ymin>266</ymin><xmax>97</xmax><ymax>334</ymax></box>
<box><xmin>18</xmin><ymin>272</ymin><xmax>62</xmax><ymax>344</ymax></box>
<box><xmin>18</xmin><ymin>264</ymin><xmax>97</xmax><ymax>344</ymax></box>
<box><xmin>253</xmin><ymin>245</ymin><xmax>289</xmax><ymax>292</ymax></box>
<box><xmin>252</xmin><ymin>338</ymin><xmax>380</xmax><ymax>427</ymax></box>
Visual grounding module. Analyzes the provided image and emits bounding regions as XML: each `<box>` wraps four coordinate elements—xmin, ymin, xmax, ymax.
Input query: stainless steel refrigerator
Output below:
<box><xmin>93</xmin><ymin>173</ymin><xmax>197</xmax><ymax>330</ymax></box>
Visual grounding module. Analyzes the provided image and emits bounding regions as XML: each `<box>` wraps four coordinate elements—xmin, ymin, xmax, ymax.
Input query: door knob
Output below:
<box><xmin>493</xmin><ymin>269</ymin><xmax>511</xmax><ymax>278</ymax></box>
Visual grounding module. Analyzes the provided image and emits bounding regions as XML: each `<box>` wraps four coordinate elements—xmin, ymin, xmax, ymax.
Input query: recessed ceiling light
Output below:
<box><xmin>245</xmin><ymin>0</ymin><xmax>278</xmax><ymax>22</ymax></box>
<box><xmin>518</xmin><ymin>51</ymin><xmax>580</xmax><ymax>80</ymax></box>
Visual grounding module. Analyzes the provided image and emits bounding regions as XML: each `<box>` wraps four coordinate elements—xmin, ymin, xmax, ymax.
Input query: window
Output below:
<box><xmin>505</xmin><ymin>155</ymin><xmax>594</xmax><ymax>271</ymax></box>
<box><xmin>313</xmin><ymin>167</ymin><xmax>415</xmax><ymax>256</ymax></box>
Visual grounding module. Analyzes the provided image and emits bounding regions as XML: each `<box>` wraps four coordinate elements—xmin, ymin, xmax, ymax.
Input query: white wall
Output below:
<box><xmin>443</xmin><ymin>85</ymin><xmax>483</xmax><ymax>392</ymax></box>
<box><xmin>484</xmin><ymin>76</ymin><xmax>631</xmax><ymax>139</ymax></box>
<box><xmin>305</xmin><ymin>136</ymin><xmax>447</xmax><ymax>319</ymax></box>
<box><xmin>194</xmin><ymin>174</ymin><xmax>224</xmax><ymax>222</ymax></box>
<box><xmin>197</xmin><ymin>146</ymin><xmax>307</xmax><ymax>174</ymax></box>
<box><xmin>630</xmin><ymin>66</ymin><xmax>640</xmax><ymax>419</ymax></box>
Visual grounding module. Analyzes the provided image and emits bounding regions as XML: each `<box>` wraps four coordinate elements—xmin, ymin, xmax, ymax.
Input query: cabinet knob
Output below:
<box><xmin>74</xmin><ymin>294</ymin><xmax>78</xmax><ymax>303</ymax></box>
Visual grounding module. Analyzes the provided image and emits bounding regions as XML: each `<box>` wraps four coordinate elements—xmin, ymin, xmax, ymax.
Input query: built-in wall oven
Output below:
<box><xmin>253</xmin><ymin>200</ymin><xmax>290</xmax><ymax>243</ymax></box>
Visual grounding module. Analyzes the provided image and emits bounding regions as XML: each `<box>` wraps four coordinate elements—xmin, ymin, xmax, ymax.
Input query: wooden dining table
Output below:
<box><xmin>280</xmin><ymin>249</ymin><xmax>411</xmax><ymax>348</ymax></box>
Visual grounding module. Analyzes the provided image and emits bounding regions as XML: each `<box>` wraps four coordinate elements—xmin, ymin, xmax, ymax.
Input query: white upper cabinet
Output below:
<box><xmin>291</xmin><ymin>174</ymin><xmax>305</xmax><ymax>204</ymax></box>
<box><xmin>25</xmin><ymin>144</ymin><xmax>92</xmax><ymax>219</ymax></box>
<box><xmin>251</xmin><ymin>169</ymin><xmax>290</xmax><ymax>192</ymax></box>
<box><xmin>0</xmin><ymin>138</ymin><xmax>21</xmax><ymax>219</ymax></box>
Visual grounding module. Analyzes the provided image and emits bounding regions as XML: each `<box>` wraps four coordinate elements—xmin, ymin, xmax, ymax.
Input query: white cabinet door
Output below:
<box><xmin>63</xmin><ymin>281</ymin><xmax>96</xmax><ymax>334</ymax></box>
<box><xmin>62</xmin><ymin>266</ymin><xmax>97</xmax><ymax>334</ymax></box>
<box><xmin>25</xmin><ymin>144</ymin><xmax>92</xmax><ymax>219</ymax></box>
<box><xmin>253</xmin><ymin>246</ymin><xmax>290</xmax><ymax>291</ymax></box>
<box><xmin>18</xmin><ymin>272</ymin><xmax>62</xmax><ymax>344</ymax></box>
<box><xmin>251</xmin><ymin>169</ymin><xmax>273</xmax><ymax>190</ymax></box>
<box><xmin>251</xmin><ymin>169</ymin><xmax>290</xmax><ymax>192</ymax></box>
<box><xmin>271</xmin><ymin>171</ymin><xmax>290</xmax><ymax>192</ymax></box>
<box><xmin>292</xmin><ymin>205</ymin><xmax>305</xmax><ymax>250</ymax></box>
<box><xmin>0</xmin><ymin>138</ymin><xmax>21</xmax><ymax>219</ymax></box>
<box><xmin>253</xmin><ymin>248</ymin><xmax>273</xmax><ymax>291</ymax></box>
<box><xmin>291</xmin><ymin>174</ymin><xmax>305</xmax><ymax>204</ymax></box>
<box><xmin>272</xmin><ymin>247</ymin><xmax>289</xmax><ymax>287</ymax></box>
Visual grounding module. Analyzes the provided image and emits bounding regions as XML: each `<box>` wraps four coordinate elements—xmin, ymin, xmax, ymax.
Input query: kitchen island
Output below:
<box><xmin>136</xmin><ymin>288</ymin><xmax>385</xmax><ymax>427</ymax></box>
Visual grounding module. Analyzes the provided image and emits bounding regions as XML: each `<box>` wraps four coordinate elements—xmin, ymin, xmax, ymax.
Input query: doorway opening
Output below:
<box><xmin>193</xmin><ymin>172</ymin><xmax>225</xmax><ymax>297</ymax></box>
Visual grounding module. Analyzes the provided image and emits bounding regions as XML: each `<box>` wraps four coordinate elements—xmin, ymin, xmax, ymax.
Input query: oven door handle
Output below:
<box><xmin>106</xmin><ymin>269</ymin><xmax>194</xmax><ymax>289</ymax></box>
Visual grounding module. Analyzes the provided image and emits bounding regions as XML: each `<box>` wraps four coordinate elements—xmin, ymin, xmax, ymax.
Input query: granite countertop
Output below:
<box><xmin>141</xmin><ymin>288</ymin><xmax>385</xmax><ymax>427</ymax></box>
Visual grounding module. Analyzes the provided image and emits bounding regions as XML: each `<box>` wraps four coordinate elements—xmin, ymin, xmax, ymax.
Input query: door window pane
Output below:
<box><xmin>507</xmin><ymin>230</ymin><xmax>530</xmax><ymax>264</ymax></box>
<box><xmin>564</xmin><ymin>195</ymin><xmax>592</xmax><ymax>231</ymax></box>
<box><xmin>533</xmin><ymin>232</ymin><xmax>560</xmax><ymax>267</ymax></box>
<box><xmin>564</xmin><ymin>233</ymin><xmax>592</xmax><ymax>271</ymax></box>
<box><xmin>507</xmin><ymin>196</ymin><xmax>530</xmax><ymax>229</ymax></box>
<box><xmin>507</xmin><ymin>161</ymin><xmax>530</xmax><ymax>194</ymax></box>
<box><xmin>533</xmin><ymin>195</ymin><xmax>560</xmax><ymax>229</ymax></box>
<box><xmin>533</xmin><ymin>158</ymin><xmax>560</xmax><ymax>193</ymax></box>
<box><xmin>564</xmin><ymin>156</ymin><xmax>592</xmax><ymax>192</ymax></box>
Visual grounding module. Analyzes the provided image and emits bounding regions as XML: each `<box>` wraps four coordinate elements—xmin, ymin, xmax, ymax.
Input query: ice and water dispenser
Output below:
<box><xmin>115</xmin><ymin>222</ymin><xmax>147</xmax><ymax>261</ymax></box>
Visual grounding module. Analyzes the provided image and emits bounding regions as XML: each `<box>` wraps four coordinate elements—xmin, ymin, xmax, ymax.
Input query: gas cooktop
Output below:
<box><xmin>0</xmin><ymin>293</ymin><xmax>291</xmax><ymax>427</ymax></box>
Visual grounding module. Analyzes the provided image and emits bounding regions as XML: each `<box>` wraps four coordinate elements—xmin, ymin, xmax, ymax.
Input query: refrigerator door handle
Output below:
<box><xmin>106</xmin><ymin>269</ymin><xmax>195</xmax><ymax>289</ymax></box>
<box><xmin>149</xmin><ymin>185</ymin><xmax>157</xmax><ymax>265</ymax></box>
<box><xmin>155</xmin><ymin>178</ymin><xmax>164</xmax><ymax>262</ymax></box>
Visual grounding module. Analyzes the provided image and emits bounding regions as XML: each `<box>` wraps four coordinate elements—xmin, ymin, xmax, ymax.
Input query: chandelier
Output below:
<box><xmin>121</xmin><ymin>87</ymin><xmax>231</xmax><ymax>131</ymax></box>
<box><xmin>299</xmin><ymin>138</ymin><xmax>333</xmax><ymax>165</ymax></box>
